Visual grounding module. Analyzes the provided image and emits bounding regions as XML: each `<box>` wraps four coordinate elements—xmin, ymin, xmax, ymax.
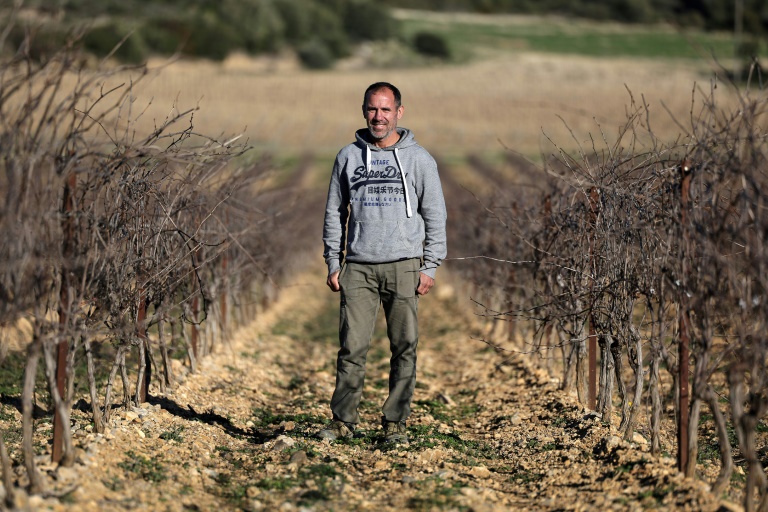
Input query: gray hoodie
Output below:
<box><xmin>323</xmin><ymin>127</ymin><xmax>447</xmax><ymax>279</ymax></box>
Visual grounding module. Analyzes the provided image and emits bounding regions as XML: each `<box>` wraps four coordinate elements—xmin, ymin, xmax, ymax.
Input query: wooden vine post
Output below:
<box><xmin>53</xmin><ymin>171</ymin><xmax>76</xmax><ymax>463</ymax></box>
<box><xmin>677</xmin><ymin>160</ymin><xmax>693</xmax><ymax>474</ymax></box>
<box><xmin>137</xmin><ymin>290</ymin><xmax>151</xmax><ymax>403</ymax></box>
<box><xmin>587</xmin><ymin>187</ymin><xmax>601</xmax><ymax>410</ymax></box>
<box><xmin>190</xmin><ymin>244</ymin><xmax>203</xmax><ymax>360</ymax></box>
<box><xmin>220</xmin><ymin>250</ymin><xmax>228</xmax><ymax>336</ymax></box>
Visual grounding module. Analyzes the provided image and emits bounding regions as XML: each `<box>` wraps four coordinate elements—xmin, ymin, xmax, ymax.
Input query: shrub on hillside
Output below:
<box><xmin>5</xmin><ymin>24</ymin><xmax>69</xmax><ymax>62</ymax></box>
<box><xmin>228</xmin><ymin>0</ymin><xmax>284</xmax><ymax>54</ymax></box>
<box><xmin>413</xmin><ymin>31</ymin><xmax>451</xmax><ymax>59</ymax></box>
<box><xmin>297</xmin><ymin>39</ymin><xmax>335</xmax><ymax>69</ymax></box>
<box><xmin>82</xmin><ymin>22</ymin><xmax>147</xmax><ymax>64</ymax></box>
<box><xmin>140</xmin><ymin>18</ymin><xmax>190</xmax><ymax>56</ymax></box>
<box><xmin>273</xmin><ymin>0</ymin><xmax>315</xmax><ymax>42</ymax></box>
<box><xmin>183</xmin><ymin>16</ymin><xmax>242</xmax><ymax>60</ymax></box>
<box><xmin>274</xmin><ymin>0</ymin><xmax>350</xmax><ymax>59</ymax></box>
<box><xmin>343</xmin><ymin>0</ymin><xmax>398</xmax><ymax>42</ymax></box>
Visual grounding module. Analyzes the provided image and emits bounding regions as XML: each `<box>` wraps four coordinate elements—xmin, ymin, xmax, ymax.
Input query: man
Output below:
<box><xmin>319</xmin><ymin>82</ymin><xmax>447</xmax><ymax>444</ymax></box>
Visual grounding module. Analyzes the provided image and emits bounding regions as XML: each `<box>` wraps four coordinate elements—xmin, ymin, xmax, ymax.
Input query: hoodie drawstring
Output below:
<box><xmin>393</xmin><ymin>148</ymin><xmax>413</xmax><ymax>218</ymax></box>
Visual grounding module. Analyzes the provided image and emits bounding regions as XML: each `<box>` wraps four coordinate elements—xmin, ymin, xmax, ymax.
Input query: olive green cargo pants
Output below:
<box><xmin>331</xmin><ymin>258</ymin><xmax>421</xmax><ymax>425</ymax></box>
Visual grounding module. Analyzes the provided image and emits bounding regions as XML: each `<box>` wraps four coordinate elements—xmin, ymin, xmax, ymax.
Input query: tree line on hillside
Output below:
<box><xmin>3</xmin><ymin>0</ymin><xmax>404</xmax><ymax>68</ymax></box>
<box><xmin>6</xmin><ymin>0</ymin><xmax>765</xmax><ymax>69</ymax></box>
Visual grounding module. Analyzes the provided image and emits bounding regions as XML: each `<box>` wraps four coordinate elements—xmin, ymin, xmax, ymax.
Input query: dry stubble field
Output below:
<box><xmin>129</xmin><ymin>48</ymin><xmax>729</xmax><ymax>161</ymax></box>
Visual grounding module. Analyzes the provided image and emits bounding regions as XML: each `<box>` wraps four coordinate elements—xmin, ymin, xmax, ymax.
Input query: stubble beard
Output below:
<box><xmin>367</xmin><ymin>122</ymin><xmax>395</xmax><ymax>142</ymax></box>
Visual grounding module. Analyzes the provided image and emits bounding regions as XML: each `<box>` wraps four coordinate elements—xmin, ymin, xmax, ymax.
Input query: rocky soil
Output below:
<box><xmin>0</xmin><ymin>265</ymin><xmax>744</xmax><ymax>511</ymax></box>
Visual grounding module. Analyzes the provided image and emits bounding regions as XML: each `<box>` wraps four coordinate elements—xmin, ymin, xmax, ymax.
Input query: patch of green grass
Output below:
<box><xmin>396</xmin><ymin>13</ymin><xmax>734</xmax><ymax>62</ymax></box>
<box><xmin>615</xmin><ymin>458</ymin><xmax>647</xmax><ymax>475</ymax></box>
<box><xmin>287</xmin><ymin>443</ymin><xmax>320</xmax><ymax>459</ymax></box>
<box><xmin>286</xmin><ymin>375</ymin><xmax>305</xmax><ymax>391</ymax></box>
<box><xmin>407</xmin><ymin>480</ymin><xmax>467</xmax><ymax>511</ymax></box>
<box><xmin>407</xmin><ymin>425</ymin><xmax>497</xmax><ymax>459</ymax></box>
<box><xmin>509</xmin><ymin>469</ymin><xmax>543</xmax><ymax>484</ymax></box>
<box><xmin>250</xmin><ymin>407</ymin><xmax>326</xmax><ymax>435</ymax></box>
<box><xmin>457</xmin><ymin>403</ymin><xmax>480</xmax><ymax>419</ymax></box>
<box><xmin>0</xmin><ymin>351</ymin><xmax>56</xmax><ymax>407</ymax></box>
<box><xmin>335</xmin><ymin>429</ymin><xmax>379</xmax><ymax>447</ymax></box>
<box><xmin>0</xmin><ymin>352</ymin><xmax>26</xmax><ymax>396</ymax></box>
<box><xmin>159</xmin><ymin>425</ymin><xmax>185</xmax><ymax>443</ymax></box>
<box><xmin>240</xmin><ymin>350</ymin><xmax>261</xmax><ymax>360</ymax></box>
<box><xmin>117</xmin><ymin>450</ymin><xmax>166</xmax><ymax>483</ymax></box>
<box><xmin>255</xmin><ymin>476</ymin><xmax>296</xmax><ymax>491</ymax></box>
<box><xmin>414</xmin><ymin>399</ymin><xmax>452</xmax><ymax>422</ymax></box>
<box><xmin>697</xmin><ymin>438</ymin><xmax>720</xmax><ymax>464</ymax></box>
<box><xmin>60</xmin><ymin>489</ymin><xmax>77</xmax><ymax>504</ymax></box>
<box><xmin>305</xmin><ymin>463</ymin><xmax>338</xmax><ymax>479</ymax></box>
<box><xmin>227</xmin><ymin>484</ymin><xmax>248</xmax><ymax>503</ymax></box>
<box><xmin>214</xmin><ymin>472</ymin><xmax>232</xmax><ymax>486</ymax></box>
<box><xmin>636</xmin><ymin>484</ymin><xmax>677</xmax><ymax>505</ymax></box>
<box><xmin>359</xmin><ymin>399</ymin><xmax>378</xmax><ymax>415</ymax></box>
<box><xmin>0</xmin><ymin>404</ymin><xmax>15</xmax><ymax>422</ymax></box>
<box><xmin>369</xmin><ymin>345</ymin><xmax>389</xmax><ymax>363</ymax></box>
<box><xmin>295</xmin><ymin>463</ymin><xmax>344</xmax><ymax>505</ymax></box>
<box><xmin>272</xmin><ymin>301</ymin><xmax>340</xmax><ymax>345</ymax></box>
<box><xmin>102</xmin><ymin>475</ymin><xmax>125</xmax><ymax>491</ymax></box>
<box><xmin>0</xmin><ymin>411</ymin><xmax>21</xmax><ymax>458</ymax></box>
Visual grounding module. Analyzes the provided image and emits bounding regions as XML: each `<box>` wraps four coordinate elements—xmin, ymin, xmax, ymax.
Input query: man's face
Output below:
<box><xmin>363</xmin><ymin>88</ymin><xmax>404</xmax><ymax>146</ymax></box>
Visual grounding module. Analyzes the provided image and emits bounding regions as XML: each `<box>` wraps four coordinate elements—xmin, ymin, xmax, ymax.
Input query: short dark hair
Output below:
<box><xmin>363</xmin><ymin>82</ymin><xmax>402</xmax><ymax>108</ymax></box>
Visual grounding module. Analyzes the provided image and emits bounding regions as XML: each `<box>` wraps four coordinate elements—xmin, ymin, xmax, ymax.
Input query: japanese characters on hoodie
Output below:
<box><xmin>323</xmin><ymin>127</ymin><xmax>448</xmax><ymax>279</ymax></box>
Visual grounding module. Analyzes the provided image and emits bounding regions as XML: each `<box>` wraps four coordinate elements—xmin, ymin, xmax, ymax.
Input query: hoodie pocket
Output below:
<box><xmin>349</xmin><ymin>220</ymin><xmax>412</xmax><ymax>258</ymax></box>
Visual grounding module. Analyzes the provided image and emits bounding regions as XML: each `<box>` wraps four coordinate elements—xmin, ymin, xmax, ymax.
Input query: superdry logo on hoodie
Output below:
<box><xmin>350</xmin><ymin>165</ymin><xmax>401</xmax><ymax>185</ymax></box>
<box><xmin>350</xmin><ymin>164</ymin><xmax>406</xmax><ymax>206</ymax></box>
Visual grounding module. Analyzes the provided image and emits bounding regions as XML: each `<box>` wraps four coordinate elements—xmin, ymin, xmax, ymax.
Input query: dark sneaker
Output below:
<box><xmin>316</xmin><ymin>420</ymin><xmax>354</xmax><ymax>441</ymax></box>
<box><xmin>382</xmin><ymin>419</ymin><xmax>409</xmax><ymax>444</ymax></box>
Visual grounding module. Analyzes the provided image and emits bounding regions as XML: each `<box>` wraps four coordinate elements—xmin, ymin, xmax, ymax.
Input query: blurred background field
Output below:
<box><xmin>5</xmin><ymin>2</ymin><xmax>750</xmax><ymax>164</ymax></box>
<box><xmin>115</xmin><ymin>8</ymin><xmax>745</xmax><ymax>172</ymax></box>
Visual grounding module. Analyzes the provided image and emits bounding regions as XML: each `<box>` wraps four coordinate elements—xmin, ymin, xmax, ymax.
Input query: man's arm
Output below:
<box><xmin>417</xmin><ymin>154</ymin><xmax>448</xmax><ymax>280</ymax></box>
<box><xmin>323</xmin><ymin>156</ymin><xmax>349</xmax><ymax>281</ymax></box>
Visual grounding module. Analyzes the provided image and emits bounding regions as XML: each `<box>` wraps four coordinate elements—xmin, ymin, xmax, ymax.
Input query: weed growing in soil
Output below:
<box><xmin>414</xmin><ymin>399</ymin><xmax>452</xmax><ymax>422</ymax></box>
<box><xmin>251</xmin><ymin>407</ymin><xmax>326</xmax><ymax>435</ymax></box>
<box><xmin>159</xmin><ymin>425</ymin><xmax>185</xmax><ymax>442</ymax></box>
<box><xmin>256</xmin><ymin>476</ymin><xmax>296</xmax><ymax>491</ymax></box>
<box><xmin>405</xmin><ymin>425</ymin><xmax>497</xmax><ymax>459</ymax></box>
<box><xmin>407</xmin><ymin>478</ymin><xmax>467</xmax><ymax>511</ymax></box>
<box><xmin>509</xmin><ymin>469</ymin><xmax>543</xmax><ymax>484</ymax></box>
<box><xmin>118</xmin><ymin>450</ymin><xmax>167</xmax><ymax>482</ymax></box>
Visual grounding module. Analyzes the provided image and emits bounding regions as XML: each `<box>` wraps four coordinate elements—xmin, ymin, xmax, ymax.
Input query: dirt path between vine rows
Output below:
<box><xmin>9</xmin><ymin>263</ymin><xmax>738</xmax><ymax>512</ymax></box>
